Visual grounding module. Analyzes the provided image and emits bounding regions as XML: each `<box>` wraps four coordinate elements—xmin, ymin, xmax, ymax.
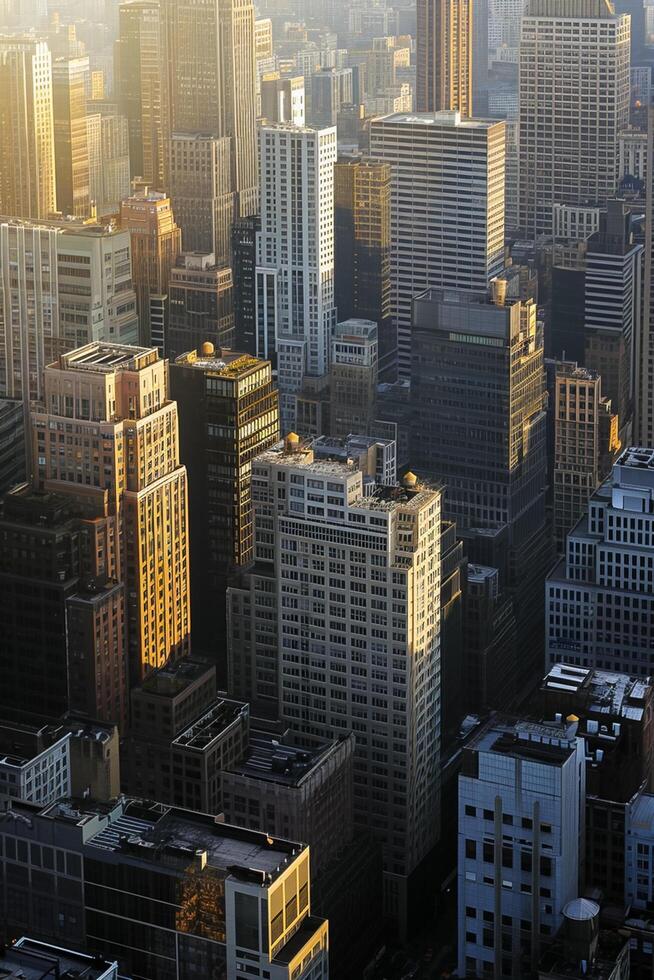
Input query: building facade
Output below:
<box><xmin>119</xmin><ymin>189</ymin><xmax>182</xmax><ymax>346</ymax></box>
<box><xmin>517</xmin><ymin>0</ymin><xmax>630</xmax><ymax>238</ymax></box>
<box><xmin>33</xmin><ymin>342</ymin><xmax>191</xmax><ymax>682</ymax></box>
<box><xmin>256</xmin><ymin>124</ymin><xmax>337</xmax><ymax>432</ymax></box>
<box><xmin>166</xmin><ymin>253</ymin><xmax>235</xmax><ymax>360</ymax></box>
<box><xmin>0</xmin><ymin>37</ymin><xmax>56</xmax><ymax>219</ymax></box>
<box><xmin>416</xmin><ymin>0</ymin><xmax>472</xmax><ymax>115</ymax></box>
<box><xmin>458</xmin><ymin>717</ymin><xmax>586</xmax><ymax>978</ymax></box>
<box><xmin>115</xmin><ymin>0</ymin><xmax>168</xmax><ymax>189</ymax></box>
<box><xmin>52</xmin><ymin>56</ymin><xmax>90</xmax><ymax>218</ymax></box>
<box><xmin>369</xmin><ymin>112</ymin><xmax>505</xmax><ymax>377</ymax></box>
<box><xmin>170</xmin><ymin>346</ymin><xmax>279</xmax><ymax>665</ymax></box>
<box><xmin>546</xmin><ymin>446</ymin><xmax>654</xmax><ymax>677</ymax></box>
<box><xmin>329</xmin><ymin>318</ymin><xmax>378</xmax><ymax>440</ymax></box>
<box><xmin>230</xmin><ymin>439</ymin><xmax>442</xmax><ymax>934</ymax></box>
<box><xmin>334</xmin><ymin>156</ymin><xmax>393</xmax><ymax>379</ymax></box>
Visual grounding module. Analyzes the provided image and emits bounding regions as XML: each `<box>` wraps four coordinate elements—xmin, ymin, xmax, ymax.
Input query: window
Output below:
<box><xmin>483</xmin><ymin>842</ymin><xmax>494</xmax><ymax>864</ymax></box>
<box><xmin>465</xmin><ymin>805</ymin><xmax>476</xmax><ymax>817</ymax></box>
<box><xmin>466</xmin><ymin>839</ymin><xmax>477</xmax><ymax>859</ymax></box>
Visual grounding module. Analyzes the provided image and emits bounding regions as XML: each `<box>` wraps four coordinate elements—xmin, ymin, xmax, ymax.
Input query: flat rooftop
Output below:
<box><xmin>468</xmin><ymin>717</ymin><xmax>579</xmax><ymax>767</ymax></box>
<box><xmin>58</xmin><ymin>343</ymin><xmax>157</xmax><ymax>372</ymax></box>
<box><xmin>86</xmin><ymin>800</ymin><xmax>304</xmax><ymax>881</ymax></box>
<box><xmin>175</xmin><ymin>348</ymin><xmax>267</xmax><ymax>378</ymax></box>
<box><xmin>255</xmin><ymin>441</ymin><xmax>358</xmax><ymax>477</ymax></box>
<box><xmin>542</xmin><ymin>663</ymin><xmax>650</xmax><ymax>721</ymax></box>
<box><xmin>139</xmin><ymin>657</ymin><xmax>215</xmax><ymax>699</ymax></box>
<box><xmin>172</xmin><ymin>698</ymin><xmax>247</xmax><ymax>751</ymax></box>
<box><xmin>374</xmin><ymin>110</ymin><xmax>503</xmax><ymax>130</ymax></box>
<box><xmin>616</xmin><ymin>446</ymin><xmax>654</xmax><ymax>472</ymax></box>
<box><xmin>351</xmin><ymin>484</ymin><xmax>435</xmax><ymax>514</ymax></box>
<box><xmin>1</xmin><ymin>938</ymin><xmax>116</xmax><ymax>980</ymax></box>
<box><xmin>225</xmin><ymin>731</ymin><xmax>339</xmax><ymax>787</ymax></box>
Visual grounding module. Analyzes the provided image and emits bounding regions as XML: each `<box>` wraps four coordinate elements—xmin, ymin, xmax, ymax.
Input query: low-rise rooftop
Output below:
<box><xmin>225</xmin><ymin>731</ymin><xmax>342</xmax><ymax>787</ymax></box>
<box><xmin>2</xmin><ymin>937</ymin><xmax>117</xmax><ymax>980</ymax></box>
<box><xmin>139</xmin><ymin>657</ymin><xmax>215</xmax><ymax>699</ymax></box>
<box><xmin>57</xmin><ymin>343</ymin><xmax>157</xmax><ymax>372</ymax></box>
<box><xmin>542</xmin><ymin>663</ymin><xmax>650</xmax><ymax>722</ymax></box>
<box><xmin>172</xmin><ymin>698</ymin><xmax>248</xmax><ymax>752</ymax></box>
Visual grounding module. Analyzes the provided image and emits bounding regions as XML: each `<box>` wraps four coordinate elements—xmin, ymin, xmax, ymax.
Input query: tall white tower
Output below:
<box><xmin>256</xmin><ymin>123</ymin><xmax>337</xmax><ymax>432</ymax></box>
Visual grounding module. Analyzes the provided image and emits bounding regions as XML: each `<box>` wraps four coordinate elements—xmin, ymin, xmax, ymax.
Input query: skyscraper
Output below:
<box><xmin>261</xmin><ymin>71</ymin><xmax>306</xmax><ymax>126</ymax></box>
<box><xmin>329</xmin><ymin>318</ymin><xmax>378</xmax><ymax>439</ymax></box>
<box><xmin>85</xmin><ymin>103</ymin><xmax>131</xmax><ymax>216</ymax></box>
<box><xmin>115</xmin><ymin>0</ymin><xmax>168</xmax><ymax>189</ymax></box>
<box><xmin>334</xmin><ymin>156</ymin><xmax>394</xmax><ymax>379</ymax></box>
<box><xmin>52</xmin><ymin>56</ymin><xmax>91</xmax><ymax>218</ymax></box>
<box><xmin>170</xmin><ymin>345</ymin><xmax>279</xmax><ymax>666</ymax></box>
<box><xmin>230</xmin><ymin>438</ymin><xmax>442</xmax><ymax>935</ymax></box>
<box><xmin>256</xmin><ymin>124</ymin><xmax>337</xmax><ymax>432</ymax></box>
<box><xmin>369</xmin><ymin>111</ymin><xmax>506</xmax><ymax>378</ymax></box>
<box><xmin>416</xmin><ymin>0</ymin><xmax>472</xmax><ymax>115</ymax></box>
<box><xmin>546</xmin><ymin>446</ymin><xmax>654</xmax><ymax>678</ymax></box>
<box><xmin>168</xmin><ymin>133</ymin><xmax>234</xmax><ymax>266</ymax></box>
<box><xmin>552</xmin><ymin>362</ymin><xmax>619</xmax><ymax>551</ymax></box>
<box><xmin>166</xmin><ymin>253</ymin><xmax>235</xmax><ymax>360</ymax></box>
<box><xmin>0</xmin><ymin>37</ymin><xmax>56</xmax><ymax>219</ymax></box>
<box><xmin>411</xmin><ymin>285</ymin><xmax>550</xmax><ymax>695</ymax></box>
<box><xmin>517</xmin><ymin>0</ymin><xmax>630</xmax><ymax>238</ymax></box>
<box><xmin>119</xmin><ymin>188</ymin><xmax>182</xmax><ymax>345</ymax></box>
<box><xmin>33</xmin><ymin>342</ymin><xmax>191</xmax><ymax>682</ymax></box>
<box><xmin>0</xmin><ymin>218</ymin><xmax>139</xmax><ymax>468</ymax></box>
<box><xmin>164</xmin><ymin>0</ymin><xmax>258</xmax><ymax>219</ymax></box>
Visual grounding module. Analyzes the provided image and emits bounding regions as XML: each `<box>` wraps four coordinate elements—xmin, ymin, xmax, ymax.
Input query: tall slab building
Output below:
<box><xmin>0</xmin><ymin>37</ymin><xmax>56</xmax><ymax>219</ymax></box>
<box><xmin>416</xmin><ymin>0</ymin><xmax>472</xmax><ymax>115</ymax></box>
<box><xmin>164</xmin><ymin>0</ymin><xmax>258</xmax><ymax>220</ymax></box>
<box><xmin>517</xmin><ymin>0</ymin><xmax>630</xmax><ymax>238</ymax></box>
<box><xmin>115</xmin><ymin>0</ymin><xmax>168</xmax><ymax>190</ymax></box>
<box><xmin>369</xmin><ymin>111</ymin><xmax>505</xmax><ymax>378</ymax></box>
<box><xmin>52</xmin><ymin>56</ymin><xmax>90</xmax><ymax>218</ymax></box>
<box><xmin>256</xmin><ymin>124</ymin><xmax>337</xmax><ymax>433</ymax></box>
<box><xmin>33</xmin><ymin>343</ymin><xmax>191</xmax><ymax>682</ymax></box>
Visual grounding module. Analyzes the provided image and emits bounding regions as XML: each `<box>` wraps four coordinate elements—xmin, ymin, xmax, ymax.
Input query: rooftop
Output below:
<box><xmin>542</xmin><ymin>663</ymin><xmax>650</xmax><ymax>722</ymax></box>
<box><xmin>175</xmin><ymin>346</ymin><xmax>268</xmax><ymax>378</ymax></box>
<box><xmin>373</xmin><ymin>110</ymin><xmax>504</xmax><ymax>130</ymax></box>
<box><xmin>57</xmin><ymin>343</ymin><xmax>157</xmax><ymax>373</ymax></box>
<box><xmin>616</xmin><ymin>446</ymin><xmax>654</xmax><ymax>471</ymax></box>
<box><xmin>468</xmin><ymin>717</ymin><xmax>580</xmax><ymax>767</ymax></box>
<box><xmin>139</xmin><ymin>657</ymin><xmax>215</xmax><ymax>700</ymax></box>
<box><xmin>350</xmin><ymin>483</ymin><xmax>436</xmax><ymax>514</ymax></box>
<box><xmin>172</xmin><ymin>698</ymin><xmax>248</xmax><ymax>752</ymax></box>
<box><xmin>272</xmin><ymin>916</ymin><xmax>326</xmax><ymax>965</ymax></box>
<box><xmin>1</xmin><ymin>937</ymin><xmax>117</xmax><ymax>980</ymax></box>
<box><xmin>225</xmin><ymin>731</ymin><xmax>343</xmax><ymax>787</ymax></box>
<box><xmin>255</xmin><ymin>441</ymin><xmax>358</xmax><ymax>477</ymax></box>
<box><xmin>84</xmin><ymin>799</ymin><xmax>304</xmax><ymax>882</ymax></box>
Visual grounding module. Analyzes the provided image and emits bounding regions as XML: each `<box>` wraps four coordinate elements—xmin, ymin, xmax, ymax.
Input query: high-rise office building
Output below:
<box><xmin>170</xmin><ymin>345</ymin><xmax>279</xmax><ymax>665</ymax></box>
<box><xmin>552</xmin><ymin>362</ymin><xmax>619</xmax><ymax>551</ymax></box>
<box><xmin>230</xmin><ymin>438</ymin><xmax>442</xmax><ymax>934</ymax></box>
<box><xmin>308</xmin><ymin>67</ymin><xmax>353</xmax><ymax>128</ymax></box>
<box><xmin>517</xmin><ymin>0</ymin><xmax>630</xmax><ymax>239</ymax></box>
<box><xmin>256</xmin><ymin>124</ymin><xmax>337</xmax><ymax>432</ymax></box>
<box><xmin>33</xmin><ymin>342</ymin><xmax>191</xmax><ymax>682</ymax></box>
<box><xmin>166</xmin><ymin>253</ymin><xmax>235</xmax><ymax>360</ymax></box>
<box><xmin>416</xmin><ymin>0</ymin><xmax>472</xmax><ymax>115</ymax></box>
<box><xmin>261</xmin><ymin>72</ymin><xmax>306</xmax><ymax>125</ymax></box>
<box><xmin>546</xmin><ymin>446</ymin><xmax>654</xmax><ymax>678</ymax></box>
<box><xmin>329</xmin><ymin>319</ymin><xmax>378</xmax><ymax>439</ymax></box>
<box><xmin>0</xmin><ymin>218</ymin><xmax>139</xmax><ymax>465</ymax></box>
<box><xmin>0</xmin><ymin>398</ymin><xmax>24</xmax><ymax>492</ymax></box>
<box><xmin>168</xmin><ymin>133</ymin><xmax>234</xmax><ymax>266</ymax></box>
<box><xmin>334</xmin><ymin>156</ymin><xmax>394</xmax><ymax>379</ymax></box>
<box><xmin>584</xmin><ymin>200</ymin><xmax>642</xmax><ymax>444</ymax></box>
<box><xmin>52</xmin><ymin>56</ymin><xmax>91</xmax><ymax>218</ymax></box>
<box><xmin>638</xmin><ymin>106</ymin><xmax>654</xmax><ymax>447</ymax></box>
<box><xmin>164</xmin><ymin>0</ymin><xmax>258</xmax><ymax>220</ymax></box>
<box><xmin>115</xmin><ymin>0</ymin><xmax>168</xmax><ymax>189</ymax></box>
<box><xmin>0</xmin><ymin>485</ymin><xmax>128</xmax><ymax>729</ymax></box>
<box><xmin>369</xmin><ymin>112</ymin><xmax>505</xmax><ymax>377</ymax></box>
<box><xmin>119</xmin><ymin>188</ymin><xmax>182</xmax><ymax>345</ymax></box>
<box><xmin>85</xmin><ymin>103</ymin><xmax>131</xmax><ymax>216</ymax></box>
<box><xmin>458</xmin><ymin>716</ymin><xmax>586</xmax><ymax>978</ymax></box>
<box><xmin>232</xmin><ymin>215</ymin><xmax>260</xmax><ymax>354</ymax></box>
<box><xmin>411</xmin><ymin>285</ymin><xmax>550</xmax><ymax>694</ymax></box>
<box><xmin>0</xmin><ymin>37</ymin><xmax>56</xmax><ymax>219</ymax></box>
